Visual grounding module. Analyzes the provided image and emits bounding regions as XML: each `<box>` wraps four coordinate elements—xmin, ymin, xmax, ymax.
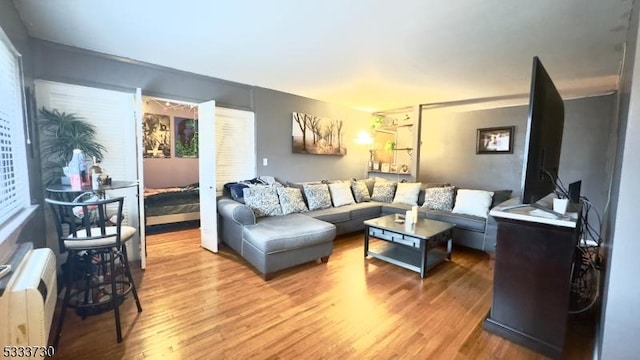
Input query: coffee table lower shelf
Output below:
<box><xmin>367</xmin><ymin>241</ymin><xmax>449</xmax><ymax>275</ymax></box>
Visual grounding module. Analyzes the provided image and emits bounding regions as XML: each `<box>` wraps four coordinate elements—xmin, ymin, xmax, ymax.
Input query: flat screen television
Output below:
<box><xmin>503</xmin><ymin>56</ymin><xmax>565</xmax><ymax>216</ymax></box>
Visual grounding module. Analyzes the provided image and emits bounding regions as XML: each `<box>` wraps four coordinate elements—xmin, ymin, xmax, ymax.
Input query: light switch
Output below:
<box><xmin>263</xmin><ymin>158</ymin><xmax>268</xmax><ymax>166</ymax></box>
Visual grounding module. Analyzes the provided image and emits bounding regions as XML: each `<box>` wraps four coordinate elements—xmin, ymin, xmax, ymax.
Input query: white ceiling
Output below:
<box><xmin>14</xmin><ymin>0</ymin><xmax>634</xmax><ymax>112</ymax></box>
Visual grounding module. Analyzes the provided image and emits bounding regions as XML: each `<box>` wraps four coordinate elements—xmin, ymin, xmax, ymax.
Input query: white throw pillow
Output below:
<box><xmin>328</xmin><ymin>182</ymin><xmax>355</xmax><ymax>207</ymax></box>
<box><xmin>452</xmin><ymin>189</ymin><xmax>494</xmax><ymax>218</ymax></box>
<box><xmin>393</xmin><ymin>182</ymin><xmax>422</xmax><ymax>206</ymax></box>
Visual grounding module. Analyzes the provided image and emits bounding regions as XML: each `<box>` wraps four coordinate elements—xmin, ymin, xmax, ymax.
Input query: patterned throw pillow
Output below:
<box><xmin>422</xmin><ymin>186</ymin><xmax>456</xmax><ymax>211</ymax></box>
<box><xmin>351</xmin><ymin>180</ymin><xmax>371</xmax><ymax>203</ymax></box>
<box><xmin>303</xmin><ymin>183</ymin><xmax>332</xmax><ymax>210</ymax></box>
<box><xmin>276</xmin><ymin>187</ymin><xmax>308</xmax><ymax>215</ymax></box>
<box><xmin>371</xmin><ymin>182</ymin><xmax>397</xmax><ymax>203</ymax></box>
<box><xmin>392</xmin><ymin>182</ymin><xmax>422</xmax><ymax>205</ymax></box>
<box><xmin>242</xmin><ymin>187</ymin><xmax>283</xmax><ymax>217</ymax></box>
<box><xmin>328</xmin><ymin>182</ymin><xmax>355</xmax><ymax>207</ymax></box>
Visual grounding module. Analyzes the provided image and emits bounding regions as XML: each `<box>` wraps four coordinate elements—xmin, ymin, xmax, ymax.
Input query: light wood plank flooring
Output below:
<box><xmin>50</xmin><ymin>226</ymin><xmax>596</xmax><ymax>359</ymax></box>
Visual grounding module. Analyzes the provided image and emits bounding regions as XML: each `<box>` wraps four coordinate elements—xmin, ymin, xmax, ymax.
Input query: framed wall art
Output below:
<box><xmin>292</xmin><ymin>112</ymin><xmax>347</xmax><ymax>156</ymax></box>
<box><xmin>476</xmin><ymin>126</ymin><xmax>515</xmax><ymax>154</ymax></box>
<box><xmin>143</xmin><ymin>113</ymin><xmax>171</xmax><ymax>158</ymax></box>
<box><xmin>174</xmin><ymin>117</ymin><xmax>198</xmax><ymax>158</ymax></box>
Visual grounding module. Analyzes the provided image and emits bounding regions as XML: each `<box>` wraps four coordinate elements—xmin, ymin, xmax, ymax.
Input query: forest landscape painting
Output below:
<box><xmin>292</xmin><ymin>112</ymin><xmax>346</xmax><ymax>156</ymax></box>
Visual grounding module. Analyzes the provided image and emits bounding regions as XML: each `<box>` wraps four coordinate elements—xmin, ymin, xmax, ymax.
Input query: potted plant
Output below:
<box><xmin>38</xmin><ymin>107</ymin><xmax>106</xmax><ymax>186</ymax></box>
<box><xmin>384</xmin><ymin>140</ymin><xmax>396</xmax><ymax>151</ymax></box>
<box><xmin>370</xmin><ymin>115</ymin><xmax>385</xmax><ymax>129</ymax></box>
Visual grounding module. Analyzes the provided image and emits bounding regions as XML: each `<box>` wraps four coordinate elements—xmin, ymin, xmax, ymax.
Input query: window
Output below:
<box><xmin>0</xmin><ymin>27</ymin><xmax>29</xmax><ymax>227</ymax></box>
<box><xmin>215</xmin><ymin>107</ymin><xmax>256</xmax><ymax>191</ymax></box>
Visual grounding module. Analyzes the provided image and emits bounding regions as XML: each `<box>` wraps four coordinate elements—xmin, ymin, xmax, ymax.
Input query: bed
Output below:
<box><xmin>144</xmin><ymin>184</ymin><xmax>200</xmax><ymax>226</ymax></box>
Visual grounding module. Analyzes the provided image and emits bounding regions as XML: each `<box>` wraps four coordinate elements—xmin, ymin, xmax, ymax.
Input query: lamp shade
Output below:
<box><xmin>355</xmin><ymin>130</ymin><xmax>373</xmax><ymax>145</ymax></box>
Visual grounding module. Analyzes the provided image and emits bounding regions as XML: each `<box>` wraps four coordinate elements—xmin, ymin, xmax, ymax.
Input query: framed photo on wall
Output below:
<box><xmin>476</xmin><ymin>126</ymin><xmax>515</xmax><ymax>154</ymax></box>
<box><xmin>143</xmin><ymin>113</ymin><xmax>171</xmax><ymax>158</ymax></box>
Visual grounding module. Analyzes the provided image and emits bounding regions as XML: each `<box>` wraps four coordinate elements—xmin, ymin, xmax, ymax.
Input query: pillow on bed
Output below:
<box><xmin>242</xmin><ymin>186</ymin><xmax>283</xmax><ymax>217</ymax></box>
<box><xmin>276</xmin><ymin>187</ymin><xmax>308</xmax><ymax>215</ymax></box>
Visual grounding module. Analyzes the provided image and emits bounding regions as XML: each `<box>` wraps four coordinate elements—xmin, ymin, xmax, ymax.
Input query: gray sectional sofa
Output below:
<box><xmin>217</xmin><ymin>179</ymin><xmax>511</xmax><ymax>279</ymax></box>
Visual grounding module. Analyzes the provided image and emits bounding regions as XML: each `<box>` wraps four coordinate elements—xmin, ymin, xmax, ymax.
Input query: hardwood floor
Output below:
<box><xmin>50</xmin><ymin>227</ymin><xmax>596</xmax><ymax>359</ymax></box>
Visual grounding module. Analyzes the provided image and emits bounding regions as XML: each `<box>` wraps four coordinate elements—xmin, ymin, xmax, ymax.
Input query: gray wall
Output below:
<box><xmin>599</xmin><ymin>0</ymin><xmax>640</xmax><ymax>357</ymax></box>
<box><xmin>32</xmin><ymin>39</ymin><xmax>252</xmax><ymax>110</ymax></box>
<box><xmin>419</xmin><ymin>95</ymin><xmax>615</xmax><ymax>222</ymax></box>
<box><xmin>254</xmin><ymin>87</ymin><xmax>370</xmax><ymax>182</ymax></box>
<box><xmin>32</xmin><ymin>41</ymin><xmax>373</xmax><ymax>186</ymax></box>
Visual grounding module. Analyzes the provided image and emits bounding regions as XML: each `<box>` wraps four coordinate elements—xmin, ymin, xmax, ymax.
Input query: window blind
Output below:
<box><xmin>215</xmin><ymin>108</ymin><xmax>255</xmax><ymax>191</ymax></box>
<box><xmin>0</xmin><ymin>28</ymin><xmax>28</xmax><ymax>226</ymax></box>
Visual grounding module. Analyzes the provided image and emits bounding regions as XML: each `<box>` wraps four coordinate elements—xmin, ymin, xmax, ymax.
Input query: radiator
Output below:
<box><xmin>0</xmin><ymin>248</ymin><xmax>57</xmax><ymax>347</ymax></box>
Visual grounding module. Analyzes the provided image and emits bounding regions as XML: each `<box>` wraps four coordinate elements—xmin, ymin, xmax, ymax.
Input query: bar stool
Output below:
<box><xmin>46</xmin><ymin>195</ymin><xmax>142</xmax><ymax>347</ymax></box>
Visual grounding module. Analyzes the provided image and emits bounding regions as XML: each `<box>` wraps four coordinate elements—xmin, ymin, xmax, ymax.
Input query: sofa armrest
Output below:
<box><xmin>218</xmin><ymin>198</ymin><xmax>256</xmax><ymax>226</ymax></box>
<box><xmin>483</xmin><ymin>215</ymin><xmax>498</xmax><ymax>253</ymax></box>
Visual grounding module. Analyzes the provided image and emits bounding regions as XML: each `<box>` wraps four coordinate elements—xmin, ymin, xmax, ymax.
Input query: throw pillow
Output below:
<box><xmin>371</xmin><ymin>182</ymin><xmax>397</xmax><ymax>203</ymax></box>
<box><xmin>351</xmin><ymin>180</ymin><xmax>371</xmax><ymax>203</ymax></box>
<box><xmin>452</xmin><ymin>189</ymin><xmax>494</xmax><ymax>218</ymax></box>
<box><xmin>490</xmin><ymin>189</ymin><xmax>513</xmax><ymax>208</ymax></box>
<box><xmin>276</xmin><ymin>187</ymin><xmax>308</xmax><ymax>215</ymax></box>
<box><xmin>328</xmin><ymin>182</ymin><xmax>355</xmax><ymax>207</ymax></box>
<box><xmin>242</xmin><ymin>186</ymin><xmax>283</xmax><ymax>217</ymax></box>
<box><xmin>392</xmin><ymin>182</ymin><xmax>422</xmax><ymax>205</ymax></box>
<box><xmin>303</xmin><ymin>183</ymin><xmax>332</xmax><ymax>210</ymax></box>
<box><xmin>422</xmin><ymin>186</ymin><xmax>455</xmax><ymax>211</ymax></box>
<box><xmin>229</xmin><ymin>183</ymin><xmax>249</xmax><ymax>203</ymax></box>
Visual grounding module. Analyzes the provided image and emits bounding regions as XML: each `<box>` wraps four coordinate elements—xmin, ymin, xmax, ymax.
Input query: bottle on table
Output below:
<box><xmin>89</xmin><ymin>157</ymin><xmax>103</xmax><ymax>190</ymax></box>
<box><xmin>69</xmin><ymin>149</ymin><xmax>84</xmax><ymax>190</ymax></box>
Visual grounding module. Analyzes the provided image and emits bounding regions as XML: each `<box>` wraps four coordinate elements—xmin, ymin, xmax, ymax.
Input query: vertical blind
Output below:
<box><xmin>215</xmin><ymin>108</ymin><xmax>256</xmax><ymax>191</ymax></box>
<box><xmin>0</xmin><ymin>28</ymin><xmax>28</xmax><ymax>226</ymax></box>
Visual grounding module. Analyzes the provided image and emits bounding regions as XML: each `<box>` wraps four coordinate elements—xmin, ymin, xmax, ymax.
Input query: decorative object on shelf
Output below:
<box><xmin>400</xmin><ymin>164</ymin><xmax>409</xmax><ymax>173</ymax></box>
<box><xmin>370</xmin><ymin>115</ymin><xmax>385</xmax><ymax>129</ymax></box>
<box><xmin>143</xmin><ymin>113</ymin><xmax>171</xmax><ymax>158</ymax></box>
<box><xmin>381</xmin><ymin>163</ymin><xmax>390</xmax><ymax>173</ymax></box>
<box><xmin>369</xmin><ymin>150</ymin><xmax>375</xmax><ymax>170</ymax></box>
<box><xmin>174</xmin><ymin>117</ymin><xmax>198</xmax><ymax>158</ymax></box>
<box><xmin>390</xmin><ymin>164</ymin><xmax>397</xmax><ymax>173</ymax></box>
<box><xmin>38</xmin><ymin>107</ymin><xmax>106</xmax><ymax>187</ymax></box>
<box><xmin>292</xmin><ymin>112</ymin><xmax>346</xmax><ymax>156</ymax></box>
<box><xmin>476</xmin><ymin>126</ymin><xmax>515</xmax><ymax>154</ymax></box>
<box><xmin>384</xmin><ymin>140</ymin><xmax>396</xmax><ymax>151</ymax></box>
<box><xmin>373</xmin><ymin>161</ymin><xmax>380</xmax><ymax>171</ymax></box>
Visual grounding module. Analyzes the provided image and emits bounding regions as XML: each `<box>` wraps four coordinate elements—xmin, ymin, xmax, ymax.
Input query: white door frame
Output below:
<box><xmin>134</xmin><ymin>88</ymin><xmax>147</xmax><ymax>269</ymax></box>
<box><xmin>198</xmin><ymin>100</ymin><xmax>218</xmax><ymax>252</ymax></box>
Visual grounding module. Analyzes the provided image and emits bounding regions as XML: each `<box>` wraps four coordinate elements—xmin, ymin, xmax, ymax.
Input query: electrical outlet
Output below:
<box><xmin>262</xmin><ymin>158</ymin><xmax>268</xmax><ymax>166</ymax></box>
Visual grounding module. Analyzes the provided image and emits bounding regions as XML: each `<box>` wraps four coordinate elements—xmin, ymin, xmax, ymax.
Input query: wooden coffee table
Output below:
<box><xmin>364</xmin><ymin>215</ymin><xmax>455</xmax><ymax>278</ymax></box>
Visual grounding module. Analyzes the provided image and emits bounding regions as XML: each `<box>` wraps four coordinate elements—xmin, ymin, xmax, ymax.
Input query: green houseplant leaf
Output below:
<box><xmin>38</xmin><ymin>107</ymin><xmax>106</xmax><ymax>186</ymax></box>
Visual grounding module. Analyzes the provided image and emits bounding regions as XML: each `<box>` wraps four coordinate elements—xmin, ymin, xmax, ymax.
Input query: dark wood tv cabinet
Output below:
<box><xmin>483</xmin><ymin>203</ymin><xmax>580</xmax><ymax>358</ymax></box>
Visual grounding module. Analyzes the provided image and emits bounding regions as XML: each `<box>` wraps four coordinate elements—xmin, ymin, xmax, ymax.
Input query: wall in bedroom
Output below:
<box><xmin>419</xmin><ymin>94</ymin><xmax>616</xmax><ymax>221</ymax></box>
<box><xmin>142</xmin><ymin>98</ymin><xmax>199</xmax><ymax>188</ymax></box>
<box><xmin>253</xmin><ymin>87</ymin><xmax>371</xmax><ymax>183</ymax></box>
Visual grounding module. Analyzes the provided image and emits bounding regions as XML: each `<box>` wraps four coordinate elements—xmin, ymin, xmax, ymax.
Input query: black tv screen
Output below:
<box><xmin>519</xmin><ymin>56</ymin><xmax>565</xmax><ymax>205</ymax></box>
